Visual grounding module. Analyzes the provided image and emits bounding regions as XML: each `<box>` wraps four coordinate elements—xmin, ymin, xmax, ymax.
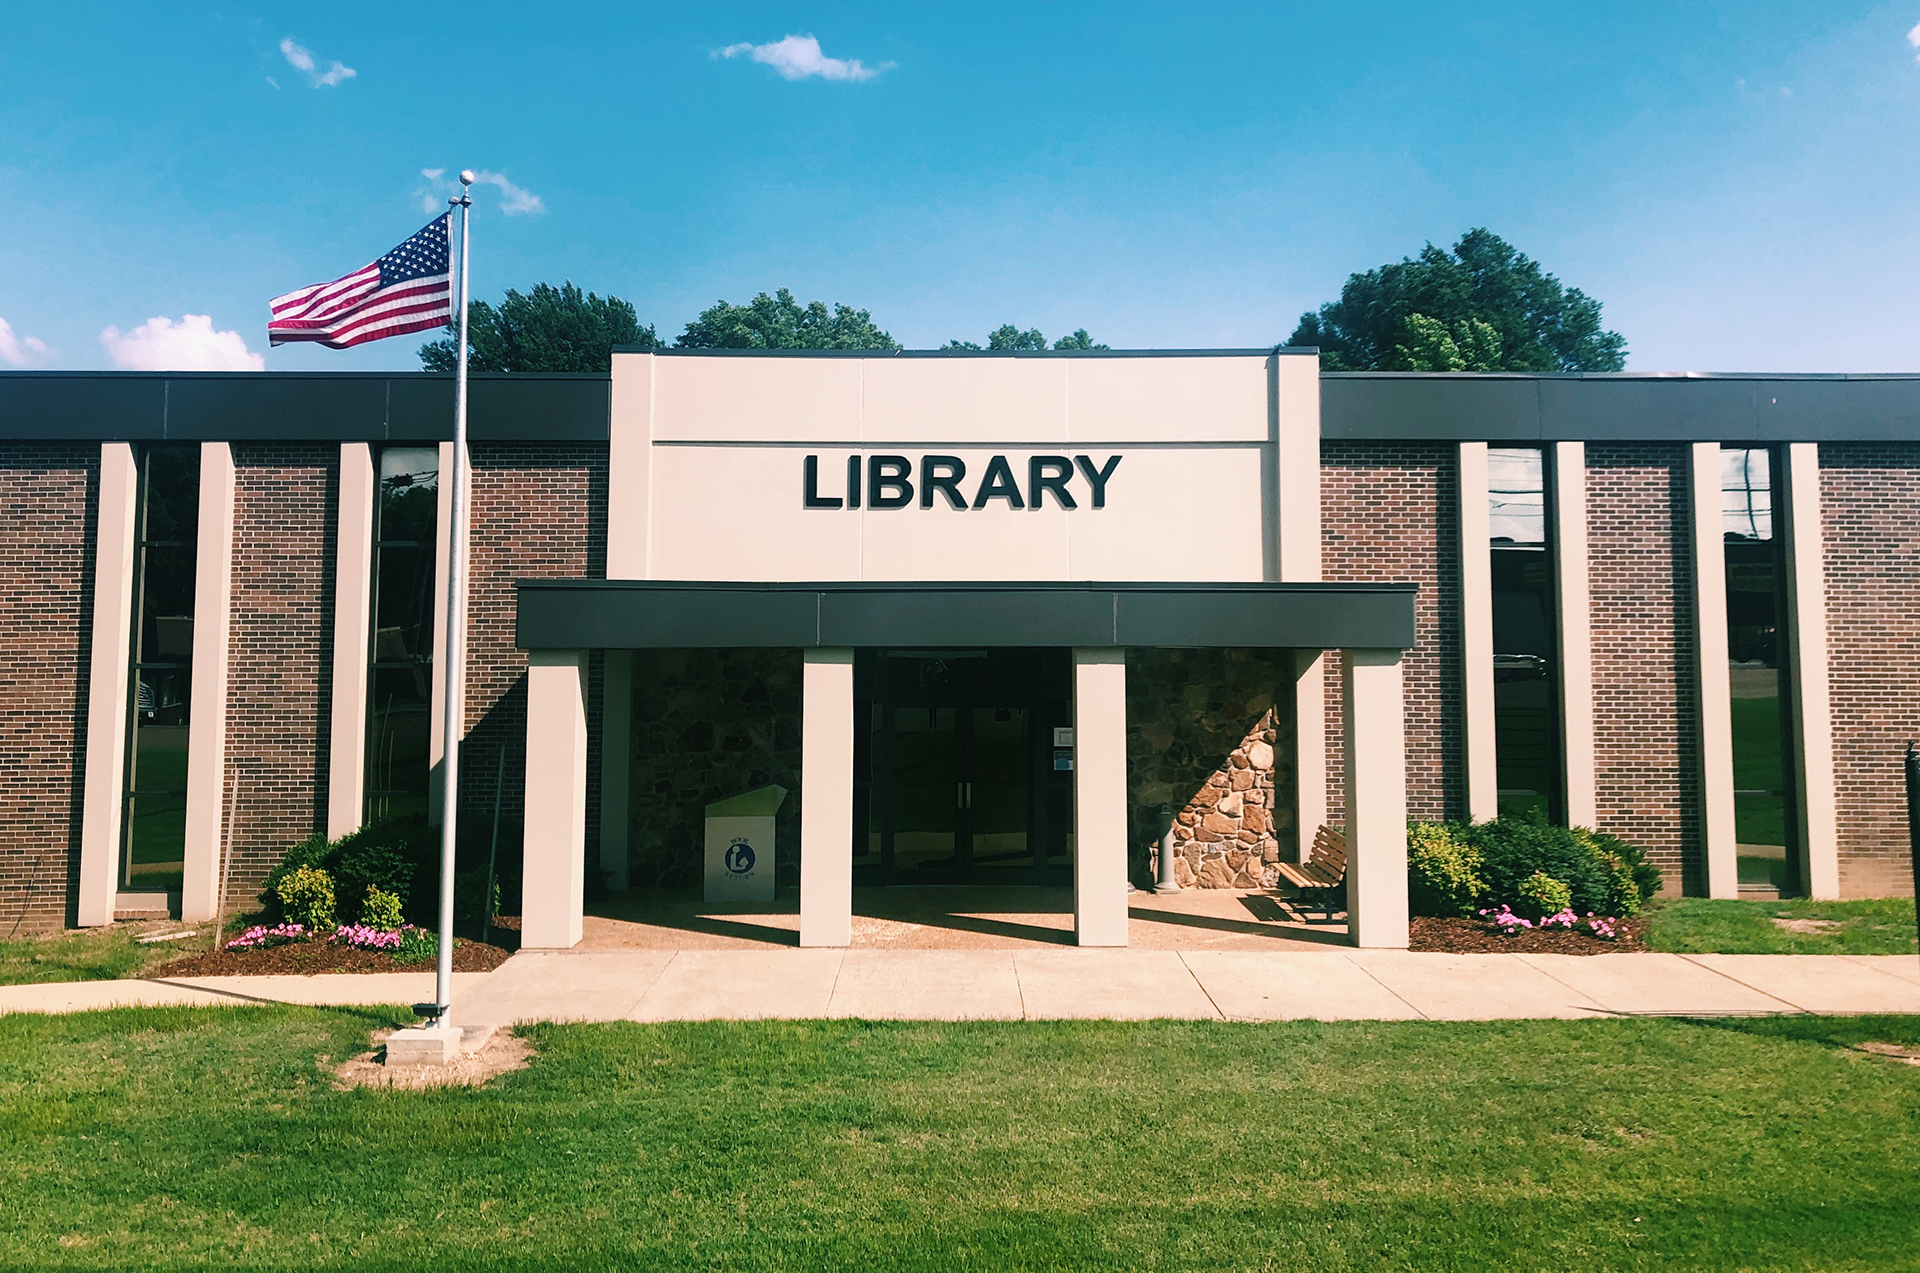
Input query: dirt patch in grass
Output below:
<box><xmin>328</xmin><ymin>1029</ymin><xmax>534</xmax><ymax>1090</ymax></box>
<box><xmin>148</xmin><ymin>938</ymin><xmax>512</xmax><ymax>978</ymax></box>
<box><xmin>1410</xmin><ymin>914</ymin><xmax>1649</xmax><ymax>955</ymax></box>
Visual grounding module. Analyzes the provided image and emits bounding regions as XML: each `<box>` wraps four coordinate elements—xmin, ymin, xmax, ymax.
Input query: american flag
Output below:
<box><xmin>268</xmin><ymin>214</ymin><xmax>452</xmax><ymax>349</ymax></box>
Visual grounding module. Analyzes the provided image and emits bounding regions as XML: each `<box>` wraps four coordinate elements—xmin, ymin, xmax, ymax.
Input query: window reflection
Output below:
<box><xmin>1488</xmin><ymin>448</ymin><xmax>1560</xmax><ymax>822</ymax></box>
<box><xmin>123</xmin><ymin>446</ymin><xmax>199</xmax><ymax>892</ymax></box>
<box><xmin>364</xmin><ymin>447</ymin><xmax>439</xmax><ymax>824</ymax></box>
<box><xmin>1722</xmin><ymin>447</ymin><xmax>1797</xmax><ymax>895</ymax></box>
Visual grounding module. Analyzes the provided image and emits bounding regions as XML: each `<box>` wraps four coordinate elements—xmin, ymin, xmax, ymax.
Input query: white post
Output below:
<box><xmin>521</xmin><ymin>649</ymin><xmax>588</xmax><ymax>948</ymax></box>
<box><xmin>1072</xmin><ymin>648</ymin><xmax>1129</xmax><ymax>947</ymax></box>
<box><xmin>799</xmin><ymin>648</ymin><xmax>855</xmax><ymax>948</ymax></box>
<box><xmin>1344</xmin><ymin>648</ymin><xmax>1408</xmax><ymax>948</ymax></box>
<box><xmin>1688</xmin><ymin>444</ymin><xmax>1739</xmax><ymax>897</ymax></box>
<box><xmin>432</xmin><ymin>175</ymin><xmax>474</xmax><ymax>1022</ymax></box>
<box><xmin>181</xmin><ymin>442</ymin><xmax>236</xmax><ymax>922</ymax></box>
<box><xmin>1551</xmin><ymin>441</ymin><xmax>1596</xmax><ymax>828</ymax></box>
<box><xmin>1458</xmin><ymin>442</ymin><xmax>1497</xmax><ymax>823</ymax></box>
<box><xmin>326</xmin><ymin>442</ymin><xmax>375</xmax><ymax>841</ymax></box>
<box><xmin>426</xmin><ymin>439</ymin><xmax>454</xmax><ymax>823</ymax></box>
<box><xmin>1781</xmin><ymin>443</ymin><xmax>1839</xmax><ymax>899</ymax></box>
<box><xmin>1274</xmin><ymin>357</ymin><xmax>1325</xmax><ymax>857</ymax></box>
<box><xmin>77</xmin><ymin>443</ymin><xmax>140</xmax><ymax>927</ymax></box>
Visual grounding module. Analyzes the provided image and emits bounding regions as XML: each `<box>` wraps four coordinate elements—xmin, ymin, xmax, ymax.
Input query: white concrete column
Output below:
<box><xmin>607</xmin><ymin>352</ymin><xmax>654</xmax><ymax>581</ymax></box>
<box><xmin>1274</xmin><ymin>356</ymin><xmax>1325</xmax><ymax>855</ymax></box>
<box><xmin>521</xmin><ymin>649</ymin><xmax>588</xmax><ymax>949</ymax></box>
<box><xmin>1781</xmin><ymin>443</ymin><xmax>1839</xmax><ymax>899</ymax></box>
<box><xmin>1291</xmin><ymin>651</ymin><xmax>1327</xmax><ymax>848</ymax></box>
<box><xmin>1343</xmin><ymin>648</ymin><xmax>1409</xmax><ymax>948</ymax></box>
<box><xmin>426</xmin><ymin>440</ymin><xmax>454</xmax><ymax>824</ymax></box>
<box><xmin>800</xmin><ymin>648</ymin><xmax>855</xmax><ymax>948</ymax></box>
<box><xmin>77</xmin><ymin>443</ymin><xmax>140</xmax><ymax>926</ymax></box>
<box><xmin>1458</xmin><ymin>442</ymin><xmax>1498</xmax><ymax>822</ymax></box>
<box><xmin>180</xmin><ymin>443</ymin><xmax>236</xmax><ymax>922</ymax></box>
<box><xmin>599</xmin><ymin>649</ymin><xmax>633</xmax><ymax>891</ymax></box>
<box><xmin>1688</xmin><ymin>444</ymin><xmax>1739</xmax><ymax>897</ymax></box>
<box><xmin>1072</xmin><ymin>648</ymin><xmax>1129</xmax><ymax>946</ymax></box>
<box><xmin>1551</xmin><ymin>441</ymin><xmax>1596</xmax><ymax>828</ymax></box>
<box><xmin>325</xmin><ymin>443</ymin><xmax>375</xmax><ymax>840</ymax></box>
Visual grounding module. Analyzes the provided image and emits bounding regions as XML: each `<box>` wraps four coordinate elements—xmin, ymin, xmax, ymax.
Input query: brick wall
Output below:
<box><xmin>1820</xmin><ymin>444</ymin><xmax>1920</xmax><ymax>897</ymax></box>
<box><xmin>222</xmin><ymin>445</ymin><xmax>337</xmax><ymax>907</ymax></box>
<box><xmin>1320</xmin><ymin>442</ymin><xmax>1461</xmax><ymax>826</ymax></box>
<box><xmin>460</xmin><ymin>444</ymin><xmax>608</xmax><ymax>884</ymax></box>
<box><xmin>0</xmin><ymin>446</ymin><xmax>95</xmax><ymax>934</ymax></box>
<box><xmin>1586</xmin><ymin>445</ymin><xmax>1698</xmax><ymax>892</ymax></box>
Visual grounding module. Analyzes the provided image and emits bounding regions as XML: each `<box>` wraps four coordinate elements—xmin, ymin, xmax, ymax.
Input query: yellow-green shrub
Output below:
<box><xmin>1407</xmin><ymin>821</ymin><xmax>1487</xmax><ymax>916</ymax></box>
<box><xmin>276</xmin><ymin>865</ymin><xmax>336</xmax><ymax>933</ymax></box>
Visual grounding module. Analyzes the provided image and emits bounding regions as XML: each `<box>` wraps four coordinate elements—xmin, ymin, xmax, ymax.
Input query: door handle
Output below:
<box><xmin>957</xmin><ymin>782</ymin><xmax>965</xmax><ymax>809</ymax></box>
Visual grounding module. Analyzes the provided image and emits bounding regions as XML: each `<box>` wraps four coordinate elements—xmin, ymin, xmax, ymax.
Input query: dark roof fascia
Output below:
<box><xmin>621</xmin><ymin>346</ymin><xmax>1315</xmax><ymax>358</ymax></box>
<box><xmin>0</xmin><ymin>371</ymin><xmax>610</xmax><ymax>443</ymax></box>
<box><xmin>1321</xmin><ymin>372</ymin><xmax>1920</xmax><ymax>443</ymax></box>
<box><xmin>514</xmin><ymin>579</ymin><xmax>1418</xmax><ymax>653</ymax></box>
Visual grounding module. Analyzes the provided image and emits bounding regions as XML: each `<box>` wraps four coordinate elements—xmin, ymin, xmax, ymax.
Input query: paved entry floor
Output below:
<box><xmin>582</xmin><ymin>886</ymin><xmax>1351</xmax><ymax>951</ymax></box>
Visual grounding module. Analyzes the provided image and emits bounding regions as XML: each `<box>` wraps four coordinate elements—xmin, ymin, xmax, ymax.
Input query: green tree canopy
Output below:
<box><xmin>1288</xmin><ymin>229</ymin><xmax>1625</xmax><ymax>372</ymax></box>
<box><xmin>418</xmin><ymin>281</ymin><xmax>657</xmax><ymax>373</ymax></box>
<box><xmin>941</xmin><ymin>325</ymin><xmax>1110</xmax><ymax>351</ymax></box>
<box><xmin>676</xmin><ymin>288</ymin><xmax>898</xmax><ymax>350</ymax></box>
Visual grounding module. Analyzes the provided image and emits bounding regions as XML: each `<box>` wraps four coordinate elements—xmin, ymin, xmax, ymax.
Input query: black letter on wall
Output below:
<box><xmin>1028</xmin><ymin>455</ymin><xmax>1078</xmax><ymax>510</ymax></box>
<box><xmin>971</xmin><ymin>455</ymin><xmax>1026</xmax><ymax>509</ymax></box>
<box><xmin>846</xmin><ymin>455</ymin><xmax>863</xmax><ymax>510</ymax></box>
<box><xmin>803</xmin><ymin>455</ymin><xmax>843</xmax><ymax>509</ymax></box>
<box><xmin>868</xmin><ymin>455</ymin><xmax>914</xmax><ymax>509</ymax></box>
<box><xmin>921</xmin><ymin>455</ymin><xmax>967</xmax><ymax>509</ymax></box>
<box><xmin>1074</xmin><ymin>454</ymin><xmax>1122</xmax><ymax>509</ymax></box>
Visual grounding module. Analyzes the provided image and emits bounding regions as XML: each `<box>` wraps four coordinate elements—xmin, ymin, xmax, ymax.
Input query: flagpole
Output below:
<box><xmin>433</xmin><ymin>171</ymin><xmax>475</xmax><ymax>1029</ymax></box>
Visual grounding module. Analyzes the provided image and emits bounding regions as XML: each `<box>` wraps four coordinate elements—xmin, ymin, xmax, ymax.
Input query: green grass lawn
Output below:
<box><xmin>0</xmin><ymin>924</ymin><xmax>202</xmax><ymax>985</ymax></box>
<box><xmin>1647</xmin><ymin>897</ymin><xmax>1919</xmax><ymax>955</ymax></box>
<box><xmin>4</xmin><ymin>1008</ymin><xmax>1920</xmax><ymax>1270</ymax></box>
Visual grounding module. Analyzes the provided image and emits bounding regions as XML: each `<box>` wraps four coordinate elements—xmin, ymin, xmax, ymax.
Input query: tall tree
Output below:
<box><xmin>941</xmin><ymin>325</ymin><xmax>1110</xmax><ymax>351</ymax></box>
<box><xmin>1288</xmin><ymin>229</ymin><xmax>1626</xmax><ymax>372</ymax></box>
<box><xmin>676</xmin><ymin>288</ymin><xmax>898</xmax><ymax>350</ymax></box>
<box><xmin>418</xmin><ymin>281</ymin><xmax>656</xmax><ymax>372</ymax></box>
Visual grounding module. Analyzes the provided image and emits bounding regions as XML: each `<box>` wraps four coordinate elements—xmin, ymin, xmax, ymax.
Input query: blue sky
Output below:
<box><xmin>4</xmin><ymin>2</ymin><xmax>1920</xmax><ymax>372</ymax></box>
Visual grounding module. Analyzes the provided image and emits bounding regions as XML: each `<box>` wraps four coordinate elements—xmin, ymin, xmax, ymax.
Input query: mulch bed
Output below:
<box><xmin>148</xmin><ymin>938</ymin><xmax>514</xmax><ymax>978</ymax></box>
<box><xmin>1409</xmin><ymin>914</ymin><xmax>1650</xmax><ymax>955</ymax></box>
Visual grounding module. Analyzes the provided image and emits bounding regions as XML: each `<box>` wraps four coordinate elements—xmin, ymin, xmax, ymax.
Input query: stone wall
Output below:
<box><xmin>1128</xmin><ymin>648</ymin><xmax>1298</xmax><ymax>889</ymax></box>
<box><xmin>623</xmin><ymin>649</ymin><xmax>803</xmax><ymax>889</ymax></box>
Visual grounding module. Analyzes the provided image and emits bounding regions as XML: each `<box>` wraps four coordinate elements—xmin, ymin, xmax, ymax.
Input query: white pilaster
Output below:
<box><xmin>1781</xmin><ymin>443</ymin><xmax>1839</xmax><ymax>899</ymax></box>
<box><xmin>180</xmin><ymin>443</ymin><xmax>235</xmax><ymax>922</ymax></box>
<box><xmin>521</xmin><ymin>649</ymin><xmax>588</xmax><ymax>949</ymax></box>
<box><xmin>1688</xmin><ymin>444</ymin><xmax>1739</xmax><ymax>897</ymax></box>
<box><xmin>1072</xmin><ymin>648</ymin><xmax>1129</xmax><ymax>946</ymax></box>
<box><xmin>1275</xmin><ymin>354</ymin><xmax>1325</xmax><ymax>855</ymax></box>
<box><xmin>1291</xmin><ymin>651</ymin><xmax>1326</xmax><ymax>849</ymax></box>
<box><xmin>607</xmin><ymin>352</ymin><xmax>654</xmax><ymax>581</ymax></box>
<box><xmin>599</xmin><ymin>649</ymin><xmax>633</xmax><ymax>891</ymax></box>
<box><xmin>325</xmin><ymin>443</ymin><xmax>375</xmax><ymax>840</ymax></box>
<box><xmin>799</xmin><ymin>648</ymin><xmax>855</xmax><ymax>947</ymax></box>
<box><xmin>1458</xmin><ymin>442</ymin><xmax>1497</xmax><ymax>822</ymax></box>
<box><xmin>77</xmin><ymin>443</ymin><xmax>140</xmax><ymax>926</ymax></box>
<box><xmin>1551</xmin><ymin>441</ymin><xmax>1596</xmax><ymax>828</ymax></box>
<box><xmin>1343</xmin><ymin>648</ymin><xmax>1408</xmax><ymax>948</ymax></box>
<box><xmin>427</xmin><ymin>440</ymin><xmax>454</xmax><ymax>823</ymax></box>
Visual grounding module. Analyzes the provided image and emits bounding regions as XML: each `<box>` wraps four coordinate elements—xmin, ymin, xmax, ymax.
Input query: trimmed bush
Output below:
<box><xmin>335</xmin><ymin>843</ymin><xmax>415</xmax><ymax>926</ymax></box>
<box><xmin>1407</xmin><ymin>821</ymin><xmax>1486</xmax><ymax>916</ymax></box>
<box><xmin>1462</xmin><ymin>819</ymin><xmax>1614</xmax><ymax>917</ymax></box>
<box><xmin>360</xmin><ymin>886</ymin><xmax>405</xmax><ymax>931</ymax></box>
<box><xmin>276</xmin><ymin>866</ymin><xmax>336</xmax><ymax>933</ymax></box>
<box><xmin>1573</xmin><ymin>827</ymin><xmax>1662</xmax><ymax>911</ymax></box>
<box><xmin>1513</xmin><ymin>871</ymin><xmax>1573</xmax><ymax>920</ymax></box>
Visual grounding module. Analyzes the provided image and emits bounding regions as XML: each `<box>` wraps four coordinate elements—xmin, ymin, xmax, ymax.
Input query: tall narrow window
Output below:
<box><xmin>1488</xmin><ymin>447</ymin><xmax>1561</xmax><ymax>822</ymax></box>
<box><xmin>364</xmin><ymin>447</ymin><xmax>439</xmax><ymax>824</ymax></box>
<box><xmin>123</xmin><ymin>446</ymin><xmax>200</xmax><ymax>893</ymax></box>
<box><xmin>1722</xmin><ymin>447</ymin><xmax>1797</xmax><ymax>894</ymax></box>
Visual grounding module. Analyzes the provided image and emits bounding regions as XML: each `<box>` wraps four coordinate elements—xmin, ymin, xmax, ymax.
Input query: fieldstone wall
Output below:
<box><xmin>624</xmin><ymin>649</ymin><xmax>803</xmax><ymax>889</ymax></box>
<box><xmin>1127</xmin><ymin>648</ymin><xmax>1299</xmax><ymax>889</ymax></box>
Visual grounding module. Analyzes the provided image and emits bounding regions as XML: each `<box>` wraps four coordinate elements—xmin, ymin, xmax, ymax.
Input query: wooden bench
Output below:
<box><xmin>1274</xmin><ymin>825</ymin><xmax>1347</xmax><ymax>919</ymax></box>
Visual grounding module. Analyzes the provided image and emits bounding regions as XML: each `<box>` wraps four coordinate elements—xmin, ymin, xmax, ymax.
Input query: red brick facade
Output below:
<box><xmin>1585</xmin><ymin>445</ymin><xmax>1698</xmax><ymax>893</ymax></box>
<box><xmin>0</xmin><ymin>446</ymin><xmax>95</xmax><ymax>934</ymax></box>
<box><xmin>1320</xmin><ymin>441</ymin><xmax>1463</xmax><ymax>827</ymax></box>
<box><xmin>222</xmin><ymin>445</ymin><xmax>338</xmax><ymax>908</ymax></box>
<box><xmin>1820</xmin><ymin>444</ymin><xmax>1920</xmax><ymax>897</ymax></box>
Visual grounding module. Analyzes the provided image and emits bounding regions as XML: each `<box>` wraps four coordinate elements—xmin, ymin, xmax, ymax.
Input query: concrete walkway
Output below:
<box><xmin>3</xmin><ymin>953</ymin><xmax>1916</xmax><ymax>1025</ymax></box>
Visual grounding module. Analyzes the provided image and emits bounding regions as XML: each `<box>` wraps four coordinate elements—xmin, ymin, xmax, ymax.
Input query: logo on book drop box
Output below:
<box><xmin>724</xmin><ymin>838</ymin><xmax>757</xmax><ymax>876</ymax></box>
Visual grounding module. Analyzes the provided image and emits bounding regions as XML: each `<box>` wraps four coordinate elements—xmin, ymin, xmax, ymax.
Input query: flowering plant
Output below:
<box><xmin>334</xmin><ymin>923</ymin><xmax>405</xmax><ymax>951</ymax></box>
<box><xmin>226</xmin><ymin>923</ymin><xmax>306</xmax><ymax>951</ymax></box>
<box><xmin>1478</xmin><ymin>905</ymin><xmax>1619</xmax><ymax>940</ymax></box>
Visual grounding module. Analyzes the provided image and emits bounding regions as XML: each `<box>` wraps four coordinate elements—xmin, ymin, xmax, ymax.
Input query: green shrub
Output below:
<box><xmin>360</xmin><ymin>886</ymin><xmax>405</xmax><ymax>931</ymax></box>
<box><xmin>393</xmin><ymin>927</ymin><xmax>439</xmax><ymax>966</ymax></box>
<box><xmin>261</xmin><ymin>835</ymin><xmax>332</xmax><ymax>920</ymax></box>
<box><xmin>1407</xmin><ymin>821</ymin><xmax>1486</xmax><ymax>916</ymax></box>
<box><xmin>1573</xmin><ymin>827</ymin><xmax>1662</xmax><ymax>908</ymax></box>
<box><xmin>335</xmin><ymin>843</ymin><xmax>415</xmax><ymax>926</ymax></box>
<box><xmin>1464</xmin><ymin>819</ymin><xmax>1613</xmax><ymax>916</ymax></box>
<box><xmin>1513</xmin><ymin>871</ymin><xmax>1573</xmax><ymax>919</ymax></box>
<box><xmin>276</xmin><ymin>866</ymin><xmax>336</xmax><ymax>932</ymax></box>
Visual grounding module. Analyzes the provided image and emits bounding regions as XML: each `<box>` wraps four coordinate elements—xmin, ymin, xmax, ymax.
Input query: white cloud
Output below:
<box><xmin>417</xmin><ymin>166</ymin><xmax>546</xmax><ymax>216</ymax></box>
<box><xmin>717</xmin><ymin>34</ymin><xmax>893</xmax><ymax>82</ymax></box>
<box><xmin>100</xmin><ymin>316</ymin><xmax>264</xmax><ymax>371</ymax></box>
<box><xmin>0</xmin><ymin>318</ymin><xmax>51</xmax><ymax>367</ymax></box>
<box><xmin>1909</xmin><ymin>20</ymin><xmax>1920</xmax><ymax>60</ymax></box>
<box><xmin>280</xmin><ymin>37</ymin><xmax>356</xmax><ymax>88</ymax></box>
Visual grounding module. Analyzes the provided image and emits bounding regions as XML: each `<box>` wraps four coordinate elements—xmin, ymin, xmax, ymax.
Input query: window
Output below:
<box><xmin>364</xmin><ymin>446</ymin><xmax>440</xmax><ymax>824</ymax></box>
<box><xmin>1488</xmin><ymin>447</ymin><xmax>1561</xmax><ymax>822</ymax></box>
<box><xmin>122</xmin><ymin>446</ymin><xmax>200</xmax><ymax>892</ymax></box>
<box><xmin>1722</xmin><ymin>447</ymin><xmax>1797</xmax><ymax>894</ymax></box>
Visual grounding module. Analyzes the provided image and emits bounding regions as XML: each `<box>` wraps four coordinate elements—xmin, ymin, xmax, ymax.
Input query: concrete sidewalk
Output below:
<box><xmin>3</xmin><ymin>953</ymin><xmax>1916</xmax><ymax>1025</ymax></box>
